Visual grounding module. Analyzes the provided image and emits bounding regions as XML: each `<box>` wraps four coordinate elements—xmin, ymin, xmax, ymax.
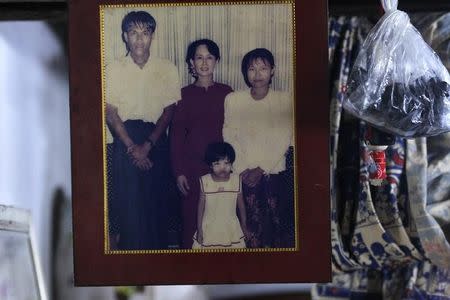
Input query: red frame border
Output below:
<box><xmin>69</xmin><ymin>0</ymin><xmax>330</xmax><ymax>285</ymax></box>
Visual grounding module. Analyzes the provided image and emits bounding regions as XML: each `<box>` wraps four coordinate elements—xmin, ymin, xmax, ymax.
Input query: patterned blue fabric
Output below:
<box><xmin>329</xmin><ymin>16</ymin><xmax>361</xmax><ymax>272</ymax></box>
<box><xmin>314</xmin><ymin>15</ymin><xmax>450</xmax><ymax>300</ymax></box>
<box><xmin>406</xmin><ymin>139</ymin><xmax>450</xmax><ymax>268</ymax></box>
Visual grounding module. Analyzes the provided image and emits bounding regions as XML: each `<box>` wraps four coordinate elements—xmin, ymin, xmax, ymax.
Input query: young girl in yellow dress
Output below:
<box><xmin>192</xmin><ymin>142</ymin><xmax>249</xmax><ymax>249</ymax></box>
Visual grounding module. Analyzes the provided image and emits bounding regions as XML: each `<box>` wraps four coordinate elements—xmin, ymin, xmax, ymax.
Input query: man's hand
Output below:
<box><xmin>127</xmin><ymin>143</ymin><xmax>153</xmax><ymax>170</ymax></box>
<box><xmin>134</xmin><ymin>158</ymin><xmax>153</xmax><ymax>171</ymax></box>
<box><xmin>128</xmin><ymin>143</ymin><xmax>151</xmax><ymax>161</ymax></box>
<box><xmin>177</xmin><ymin>175</ymin><xmax>190</xmax><ymax>196</ymax></box>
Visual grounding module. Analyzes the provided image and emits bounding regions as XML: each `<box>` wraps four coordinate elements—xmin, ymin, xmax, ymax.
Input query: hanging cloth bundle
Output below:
<box><xmin>343</xmin><ymin>0</ymin><xmax>450</xmax><ymax>137</ymax></box>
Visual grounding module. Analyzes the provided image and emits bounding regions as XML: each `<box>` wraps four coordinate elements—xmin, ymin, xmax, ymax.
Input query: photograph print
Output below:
<box><xmin>102</xmin><ymin>1</ymin><xmax>297</xmax><ymax>252</ymax></box>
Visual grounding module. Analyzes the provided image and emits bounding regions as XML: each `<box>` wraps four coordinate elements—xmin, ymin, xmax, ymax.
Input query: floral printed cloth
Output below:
<box><xmin>314</xmin><ymin>14</ymin><xmax>450</xmax><ymax>300</ymax></box>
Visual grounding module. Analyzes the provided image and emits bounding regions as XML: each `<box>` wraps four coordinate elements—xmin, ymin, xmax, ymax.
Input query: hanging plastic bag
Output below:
<box><xmin>343</xmin><ymin>0</ymin><xmax>450</xmax><ymax>137</ymax></box>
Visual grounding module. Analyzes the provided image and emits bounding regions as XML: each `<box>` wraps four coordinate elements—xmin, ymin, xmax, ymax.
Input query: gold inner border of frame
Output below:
<box><xmin>101</xmin><ymin>0</ymin><xmax>298</xmax><ymax>255</ymax></box>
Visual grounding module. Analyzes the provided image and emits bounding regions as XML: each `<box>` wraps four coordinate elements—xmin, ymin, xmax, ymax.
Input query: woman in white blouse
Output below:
<box><xmin>223</xmin><ymin>48</ymin><xmax>294</xmax><ymax>248</ymax></box>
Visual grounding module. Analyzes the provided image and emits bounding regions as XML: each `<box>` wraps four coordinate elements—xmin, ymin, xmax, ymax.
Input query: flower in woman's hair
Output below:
<box><xmin>189</xmin><ymin>64</ymin><xmax>197</xmax><ymax>77</ymax></box>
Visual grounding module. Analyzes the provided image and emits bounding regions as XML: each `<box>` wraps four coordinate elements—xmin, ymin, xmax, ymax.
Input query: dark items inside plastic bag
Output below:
<box><xmin>348</xmin><ymin>68</ymin><xmax>450</xmax><ymax>137</ymax></box>
<box><xmin>343</xmin><ymin>8</ymin><xmax>450</xmax><ymax>138</ymax></box>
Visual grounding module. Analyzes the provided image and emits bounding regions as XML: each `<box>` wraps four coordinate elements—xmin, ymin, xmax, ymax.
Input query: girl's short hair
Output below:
<box><xmin>204</xmin><ymin>142</ymin><xmax>236</xmax><ymax>166</ymax></box>
<box><xmin>241</xmin><ymin>48</ymin><xmax>275</xmax><ymax>87</ymax></box>
<box><xmin>185</xmin><ymin>39</ymin><xmax>221</xmax><ymax>78</ymax></box>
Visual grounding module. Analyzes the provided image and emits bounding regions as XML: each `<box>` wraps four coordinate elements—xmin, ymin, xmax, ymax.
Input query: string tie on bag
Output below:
<box><xmin>381</xmin><ymin>0</ymin><xmax>398</xmax><ymax>12</ymax></box>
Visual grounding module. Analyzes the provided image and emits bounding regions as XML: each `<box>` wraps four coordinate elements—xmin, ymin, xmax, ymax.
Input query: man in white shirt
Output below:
<box><xmin>105</xmin><ymin>11</ymin><xmax>181</xmax><ymax>250</ymax></box>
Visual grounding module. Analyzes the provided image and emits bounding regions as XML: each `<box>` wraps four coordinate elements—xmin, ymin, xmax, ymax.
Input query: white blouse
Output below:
<box><xmin>105</xmin><ymin>55</ymin><xmax>181</xmax><ymax>143</ymax></box>
<box><xmin>223</xmin><ymin>89</ymin><xmax>294</xmax><ymax>174</ymax></box>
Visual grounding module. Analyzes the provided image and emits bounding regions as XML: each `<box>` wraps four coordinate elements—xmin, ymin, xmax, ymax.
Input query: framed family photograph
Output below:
<box><xmin>69</xmin><ymin>0</ymin><xmax>330</xmax><ymax>285</ymax></box>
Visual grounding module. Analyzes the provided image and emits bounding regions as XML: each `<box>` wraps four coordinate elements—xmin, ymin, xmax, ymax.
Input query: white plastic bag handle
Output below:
<box><xmin>381</xmin><ymin>0</ymin><xmax>398</xmax><ymax>12</ymax></box>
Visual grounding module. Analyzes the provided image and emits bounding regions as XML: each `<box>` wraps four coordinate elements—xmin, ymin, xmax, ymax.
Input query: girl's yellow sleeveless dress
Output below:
<box><xmin>192</xmin><ymin>173</ymin><xmax>246</xmax><ymax>249</ymax></box>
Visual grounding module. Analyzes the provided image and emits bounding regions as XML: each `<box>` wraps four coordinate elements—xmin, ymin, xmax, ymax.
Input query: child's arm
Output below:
<box><xmin>197</xmin><ymin>191</ymin><xmax>206</xmax><ymax>244</ymax></box>
<box><xmin>237</xmin><ymin>192</ymin><xmax>249</xmax><ymax>239</ymax></box>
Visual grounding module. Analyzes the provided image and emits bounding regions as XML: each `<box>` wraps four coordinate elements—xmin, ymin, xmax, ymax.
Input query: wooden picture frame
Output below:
<box><xmin>69</xmin><ymin>0</ymin><xmax>330</xmax><ymax>285</ymax></box>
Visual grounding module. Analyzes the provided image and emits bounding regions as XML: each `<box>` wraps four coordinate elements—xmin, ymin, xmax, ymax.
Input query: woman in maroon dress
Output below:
<box><xmin>170</xmin><ymin>39</ymin><xmax>233</xmax><ymax>248</ymax></box>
